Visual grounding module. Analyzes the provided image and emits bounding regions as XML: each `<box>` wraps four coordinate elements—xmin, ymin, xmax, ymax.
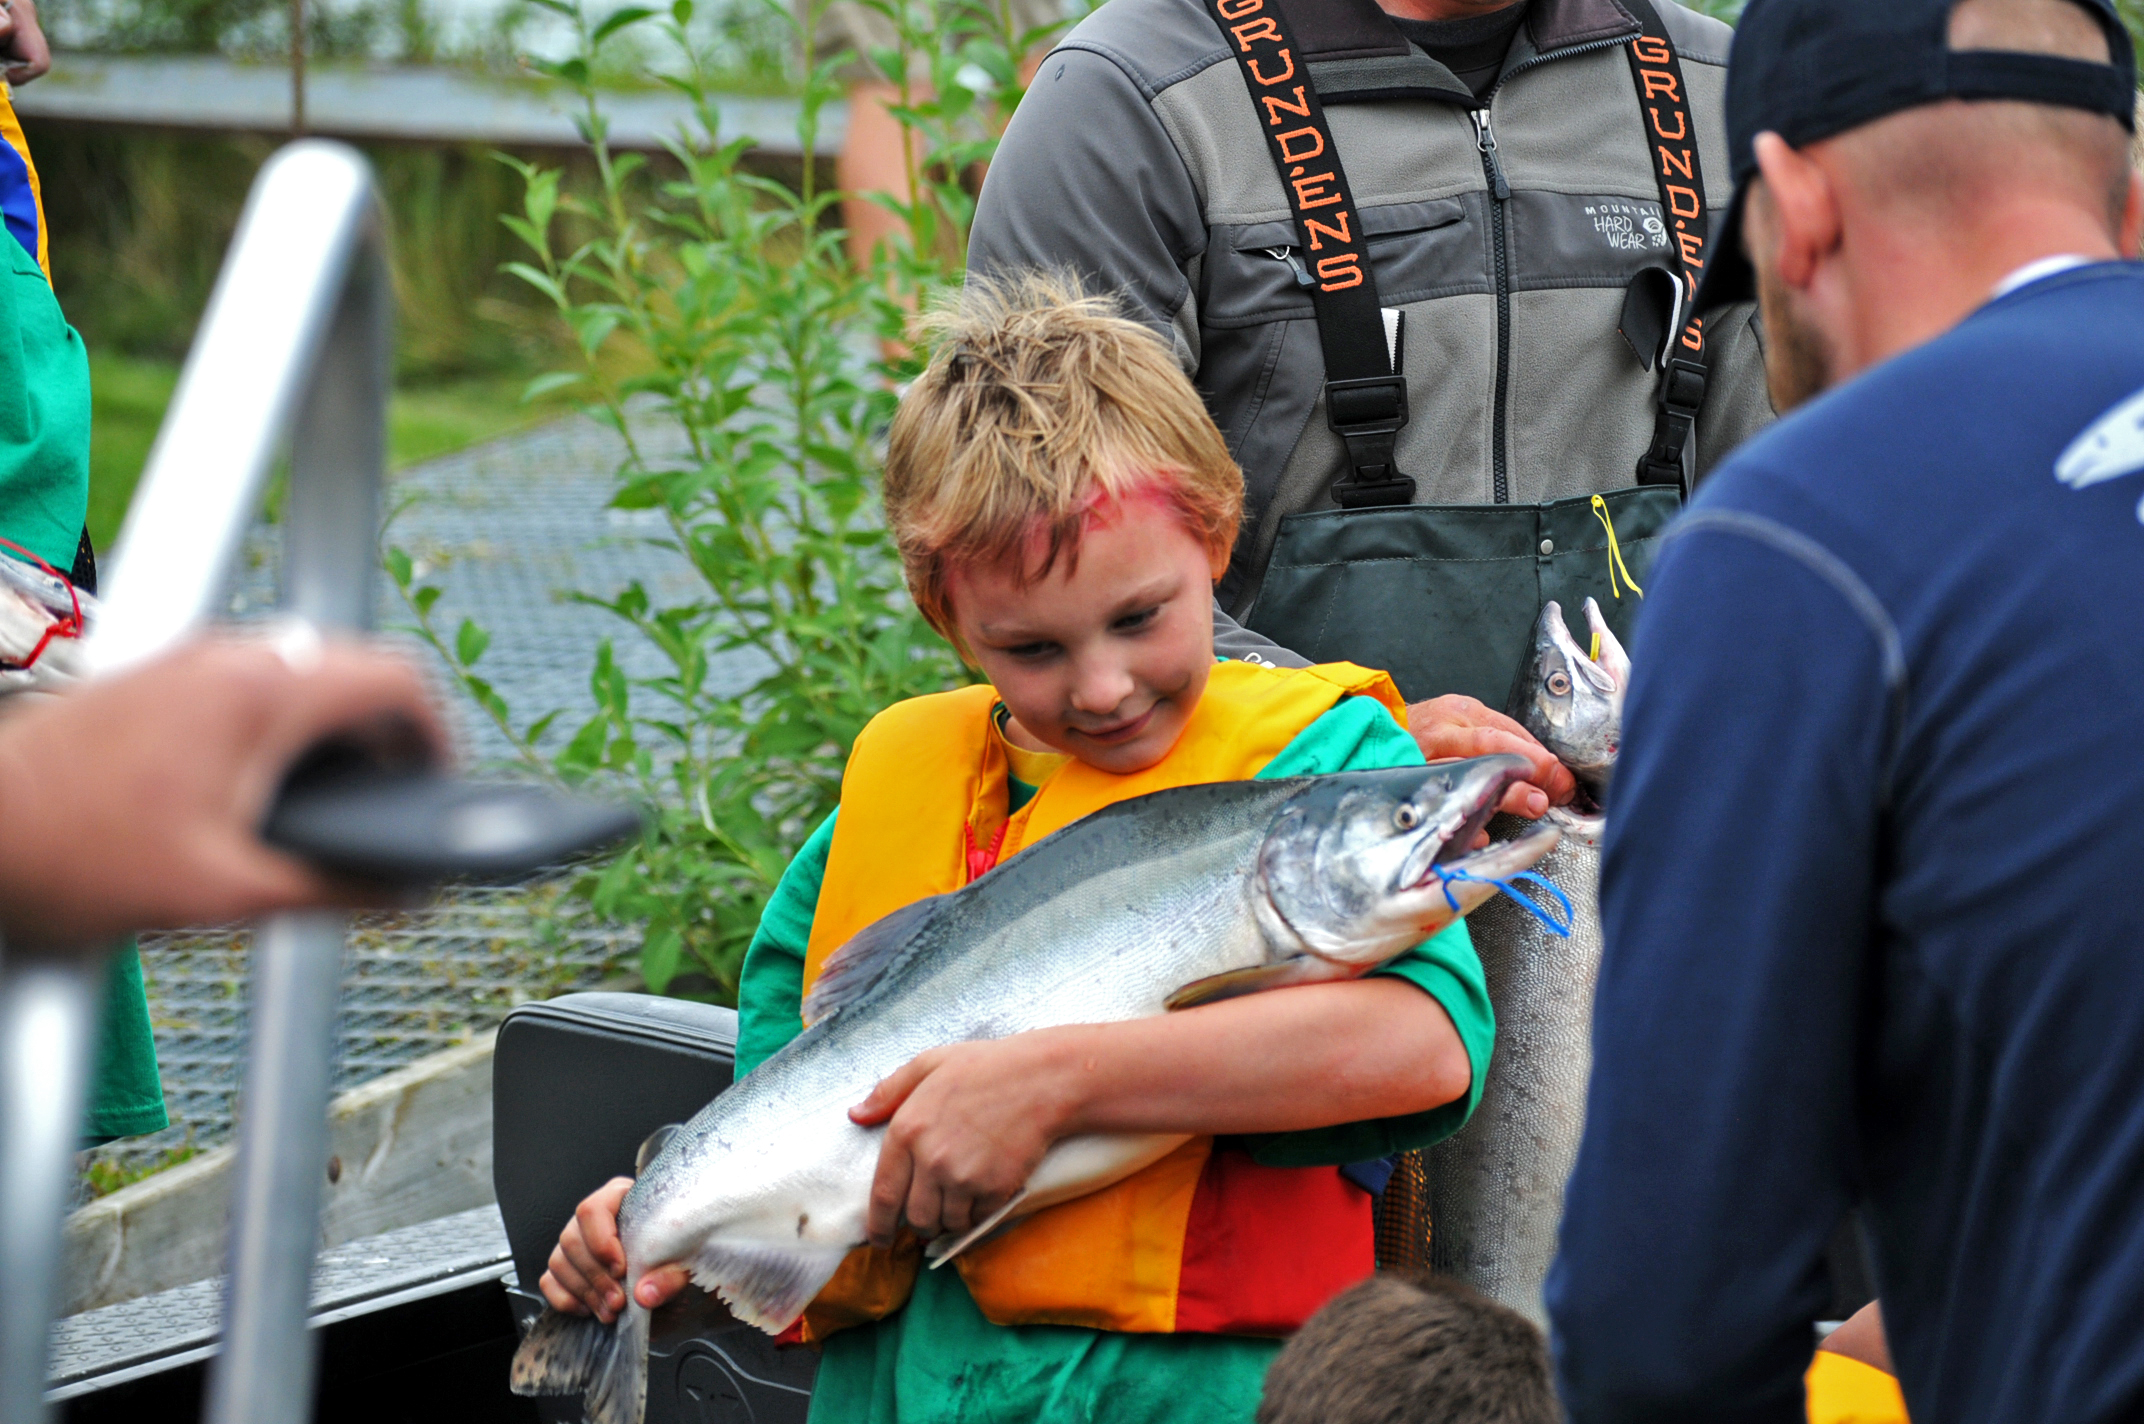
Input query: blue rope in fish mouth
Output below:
<box><xmin>1433</xmin><ymin>865</ymin><xmax>1575</xmax><ymax>938</ymax></box>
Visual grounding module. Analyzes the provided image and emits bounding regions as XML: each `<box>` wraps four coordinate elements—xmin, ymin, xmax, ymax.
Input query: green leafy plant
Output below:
<box><xmin>391</xmin><ymin>0</ymin><xmax>1062</xmax><ymax>998</ymax></box>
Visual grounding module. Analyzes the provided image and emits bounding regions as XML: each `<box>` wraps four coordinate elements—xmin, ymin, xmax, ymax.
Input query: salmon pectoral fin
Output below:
<box><xmin>923</xmin><ymin>1132</ymin><xmax>1193</xmax><ymax>1268</ymax></box>
<box><xmin>686</xmin><ymin>1240</ymin><xmax>853</xmax><ymax>1336</ymax></box>
<box><xmin>923</xmin><ymin>1189</ymin><xmax>1030</xmax><ymax>1268</ymax></box>
<box><xmin>1164</xmin><ymin>955</ymin><xmax>1352</xmax><ymax>1010</ymax></box>
<box><xmin>510</xmin><ymin>1300</ymin><xmax>649</xmax><ymax>1424</ymax></box>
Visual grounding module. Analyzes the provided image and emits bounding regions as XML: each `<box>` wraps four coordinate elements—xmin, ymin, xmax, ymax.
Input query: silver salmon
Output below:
<box><xmin>513</xmin><ymin>758</ymin><xmax>1559</xmax><ymax>1424</ymax></box>
<box><xmin>1426</xmin><ymin>600</ymin><xmax>1634</xmax><ymax>1326</ymax></box>
<box><xmin>1425</xmin><ymin>822</ymin><xmax>1603</xmax><ymax>1329</ymax></box>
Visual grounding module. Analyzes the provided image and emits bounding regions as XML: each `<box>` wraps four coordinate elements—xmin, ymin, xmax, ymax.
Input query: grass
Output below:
<box><xmin>87</xmin><ymin>354</ymin><xmax>566</xmax><ymax>550</ymax></box>
<box><xmin>82</xmin><ymin>1142</ymin><xmax>200</xmax><ymax>1199</ymax></box>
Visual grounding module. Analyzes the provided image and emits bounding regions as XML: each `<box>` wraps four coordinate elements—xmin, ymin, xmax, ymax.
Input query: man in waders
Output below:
<box><xmin>969</xmin><ymin>0</ymin><xmax>1774</xmax><ymax>789</ymax></box>
<box><xmin>1547</xmin><ymin>0</ymin><xmax>2144</xmax><ymax>1418</ymax></box>
<box><xmin>969</xmin><ymin>0</ymin><xmax>1777</xmax><ymax>1291</ymax></box>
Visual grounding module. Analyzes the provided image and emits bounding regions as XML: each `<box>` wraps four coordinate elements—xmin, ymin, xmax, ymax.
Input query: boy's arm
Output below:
<box><xmin>850</xmin><ymin>971</ymin><xmax>1471</xmax><ymax>1247</ymax></box>
<box><xmin>1246</xmin><ymin>696</ymin><xmax>1497</xmax><ymax>1164</ymax></box>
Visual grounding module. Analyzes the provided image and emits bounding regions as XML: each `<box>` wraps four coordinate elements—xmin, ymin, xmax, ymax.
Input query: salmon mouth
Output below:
<box><xmin>1416</xmin><ymin>825</ymin><xmax>1561</xmax><ymax>891</ymax></box>
<box><xmin>1423</xmin><ymin>757</ymin><xmax>1534</xmax><ymax>873</ymax></box>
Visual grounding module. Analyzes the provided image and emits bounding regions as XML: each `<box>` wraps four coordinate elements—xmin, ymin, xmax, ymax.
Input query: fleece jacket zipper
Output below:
<box><xmin>1472</xmin><ymin>106</ymin><xmax>1513</xmax><ymax>506</ymax></box>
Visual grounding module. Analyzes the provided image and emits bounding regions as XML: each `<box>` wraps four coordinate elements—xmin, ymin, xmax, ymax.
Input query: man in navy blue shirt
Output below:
<box><xmin>1545</xmin><ymin>1</ymin><xmax>2144</xmax><ymax>1420</ymax></box>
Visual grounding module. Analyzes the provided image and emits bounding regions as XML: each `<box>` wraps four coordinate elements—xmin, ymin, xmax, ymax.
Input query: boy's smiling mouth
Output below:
<box><xmin>1070</xmin><ymin>703</ymin><xmax>1159</xmax><ymax>746</ymax></box>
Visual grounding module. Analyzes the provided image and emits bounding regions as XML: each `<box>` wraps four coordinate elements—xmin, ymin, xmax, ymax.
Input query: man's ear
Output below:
<box><xmin>1752</xmin><ymin>132</ymin><xmax>1840</xmax><ymax>293</ymax></box>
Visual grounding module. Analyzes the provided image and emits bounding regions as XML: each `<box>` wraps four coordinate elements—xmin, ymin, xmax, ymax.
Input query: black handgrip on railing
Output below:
<box><xmin>261</xmin><ymin>739</ymin><xmax>643</xmax><ymax>885</ymax></box>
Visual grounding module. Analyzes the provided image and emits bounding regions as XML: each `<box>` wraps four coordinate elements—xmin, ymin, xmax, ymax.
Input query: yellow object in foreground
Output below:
<box><xmin>1806</xmin><ymin>1349</ymin><xmax>1910</xmax><ymax>1424</ymax></box>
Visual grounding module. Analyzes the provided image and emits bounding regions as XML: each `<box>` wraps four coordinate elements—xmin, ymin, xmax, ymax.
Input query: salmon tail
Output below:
<box><xmin>509</xmin><ymin>1301</ymin><xmax>649</xmax><ymax>1424</ymax></box>
<box><xmin>686</xmin><ymin>1240</ymin><xmax>851</xmax><ymax>1335</ymax></box>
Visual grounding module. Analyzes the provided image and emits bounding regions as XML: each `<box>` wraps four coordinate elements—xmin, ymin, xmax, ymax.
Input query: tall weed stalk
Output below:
<box><xmin>392</xmin><ymin>0</ymin><xmax>1061</xmax><ymax>997</ymax></box>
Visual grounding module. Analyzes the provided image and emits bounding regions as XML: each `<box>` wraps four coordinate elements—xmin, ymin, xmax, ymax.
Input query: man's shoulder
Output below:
<box><xmin>1684</xmin><ymin>264</ymin><xmax>2144</xmax><ymax>605</ymax></box>
<box><xmin>1056</xmin><ymin>0</ymin><xmax>1228</xmax><ymax>99</ymax></box>
<box><xmin>1655</xmin><ymin>0</ymin><xmax>1732</xmax><ymax>69</ymax></box>
<box><xmin>1719</xmin><ymin>264</ymin><xmax>2144</xmax><ymax>491</ymax></box>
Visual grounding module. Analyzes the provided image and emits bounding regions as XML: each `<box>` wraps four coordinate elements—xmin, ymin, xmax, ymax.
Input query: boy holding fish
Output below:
<box><xmin>530</xmin><ymin>275</ymin><xmax>1531</xmax><ymax>1424</ymax></box>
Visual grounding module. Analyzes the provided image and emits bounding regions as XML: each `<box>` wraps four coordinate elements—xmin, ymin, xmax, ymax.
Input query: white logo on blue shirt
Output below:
<box><xmin>2056</xmin><ymin>386</ymin><xmax>2144</xmax><ymax>525</ymax></box>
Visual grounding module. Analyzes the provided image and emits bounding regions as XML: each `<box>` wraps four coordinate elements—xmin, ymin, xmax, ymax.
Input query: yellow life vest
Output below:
<box><xmin>793</xmin><ymin>659</ymin><xmax>1407</xmax><ymax>1341</ymax></box>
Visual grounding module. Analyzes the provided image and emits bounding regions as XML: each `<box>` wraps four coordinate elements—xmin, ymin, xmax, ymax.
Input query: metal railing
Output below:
<box><xmin>0</xmin><ymin>139</ymin><xmax>391</xmax><ymax>1424</ymax></box>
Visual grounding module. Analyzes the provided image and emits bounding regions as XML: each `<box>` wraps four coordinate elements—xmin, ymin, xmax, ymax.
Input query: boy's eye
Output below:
<box><xmin>1004</xmin><ymin>641</ymin><xmax>1059</xmax><ymax>661</ymax></box>
<box><xmin>1111</xmin><ymin>606</ymin><xmax>1160</xmax><ymax>633</ymax></box>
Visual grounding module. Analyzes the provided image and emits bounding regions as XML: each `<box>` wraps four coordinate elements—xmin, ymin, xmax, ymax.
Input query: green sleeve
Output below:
<box><xmin>734</xmin><ymin>811</ymin><xmax>835</xmax><ymax>1077</ymax></box>
<box><xmin>1241</xmin><ymin>694</ymin><xmax>1497</xmax><ymax>1165</ymax></box>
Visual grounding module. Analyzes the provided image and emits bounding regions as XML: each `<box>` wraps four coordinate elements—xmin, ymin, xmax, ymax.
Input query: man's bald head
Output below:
<box><xmin>1829</xmin><ymin>0</ymin><xmax>2132</xmax><ymax>233</ymax></box>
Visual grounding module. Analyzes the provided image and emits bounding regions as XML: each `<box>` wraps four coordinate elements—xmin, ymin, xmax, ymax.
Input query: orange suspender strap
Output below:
<box><xmin>1203</xmin><ymin>0</ymin><xmax>1414</xmax><ymax>509</ymax></box>
<box><xmin>1623</xmin><ymin>0</ymin><xmax>1711</xmax><ymax>490</ymax></box>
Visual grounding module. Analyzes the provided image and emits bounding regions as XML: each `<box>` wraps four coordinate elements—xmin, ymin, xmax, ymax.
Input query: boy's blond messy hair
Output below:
<box><xmin>883</xmin><ymin>271</ymin><xmax>1243</xmax><ymax>641</ymax></box>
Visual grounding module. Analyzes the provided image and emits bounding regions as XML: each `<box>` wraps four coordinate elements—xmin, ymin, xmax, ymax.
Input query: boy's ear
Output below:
<box><xmin>1207</xmin><ymin>542</ymin><xmax>1232</xmax><ymax>582</ymax></box>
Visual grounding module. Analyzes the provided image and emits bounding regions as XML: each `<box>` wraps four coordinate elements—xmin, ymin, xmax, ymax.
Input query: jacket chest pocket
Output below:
<box><xmin>1199</xmin><ymin>197</ymin><xmax>1479</xmax><ymax>329</ymax></box>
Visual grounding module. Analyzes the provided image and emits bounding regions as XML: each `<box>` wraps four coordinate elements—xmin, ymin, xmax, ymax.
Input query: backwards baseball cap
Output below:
<box><xmin>1695</xmin><ymin>0</ymin><xmax>2138</xmax><ymax>313</ymax></box>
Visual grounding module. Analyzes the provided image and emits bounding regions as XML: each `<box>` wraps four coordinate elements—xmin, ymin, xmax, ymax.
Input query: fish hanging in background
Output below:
<box><xmin>1423</xmin><ymin>597</ymin><xmax>1634</xmax><ymax>1327</ymax></box>
<box><xmin>512</xmin><ymin>758</ymin><xmax>1561</xmax><ymax>1424</ymax></box>
<box><xmin>1507</xmin><ymin>597</ymin><xmax>1629</xmax><ymax>844</ymax></box>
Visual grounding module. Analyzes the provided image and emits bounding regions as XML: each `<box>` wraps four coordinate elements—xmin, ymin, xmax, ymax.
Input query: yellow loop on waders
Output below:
<box><xmin>1591</xmin><ymin>494</ymin><xmax>1645</xmax><ymax>603</ymax></box>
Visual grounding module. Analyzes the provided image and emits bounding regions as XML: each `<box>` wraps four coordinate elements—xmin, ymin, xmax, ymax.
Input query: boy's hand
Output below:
<box><xmin>1405</xmin><ymin>696</ymin><xmax>1577</xmax><ymax>823</ymax></box>
<box><xmin>538</xmin><ymin>1176</ymin><xmax>690</xmax><ymax>1323</ymax></box>
<box><xmin>849</xmin><ymin>1034</ymin><xmax>1074</xmax><ymax>1248</ymax></box>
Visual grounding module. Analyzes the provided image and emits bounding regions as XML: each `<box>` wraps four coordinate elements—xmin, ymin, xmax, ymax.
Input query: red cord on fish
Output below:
<box><xmin>0</xmin><ymin>536</ymin><xmax>83</xmax><ymax>671</ymax></box>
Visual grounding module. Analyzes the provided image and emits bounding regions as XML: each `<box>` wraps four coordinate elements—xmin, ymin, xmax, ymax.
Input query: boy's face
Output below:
<box><xmin>947</xmin><ymin>497</ymin><xmax>1223</xmax><ymax>775</ymax></box>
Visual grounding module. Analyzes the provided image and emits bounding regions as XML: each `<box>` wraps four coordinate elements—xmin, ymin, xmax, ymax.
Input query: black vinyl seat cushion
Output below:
<box><xmin>492</xmin><ymin>992</ymin><xmax>816</xmax><ymax>1423</ymax></box>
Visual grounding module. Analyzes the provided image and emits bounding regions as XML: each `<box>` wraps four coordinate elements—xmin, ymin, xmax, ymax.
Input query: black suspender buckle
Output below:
<box><xmin>1635</xmin><ymin>356</ymin><xmax>1707</xmax><ymax>487</ymax></box>
<box><xmin>1327</xmin><ymin>374</ymin><xmax>1416</xmax><ymax>508</ymax></box>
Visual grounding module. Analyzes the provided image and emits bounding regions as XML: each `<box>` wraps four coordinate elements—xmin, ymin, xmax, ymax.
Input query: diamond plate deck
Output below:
<box><xmin>47</xmin><ymin>1204</ymin><xmax>512</xmax><ymax>1398</ymax></box>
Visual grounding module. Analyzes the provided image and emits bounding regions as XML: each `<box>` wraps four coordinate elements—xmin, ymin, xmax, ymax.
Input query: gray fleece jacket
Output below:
<box><xmin>969</xmin><ymin>0</ymin><xmax>1775</xmax><ymax>647</ymax></box>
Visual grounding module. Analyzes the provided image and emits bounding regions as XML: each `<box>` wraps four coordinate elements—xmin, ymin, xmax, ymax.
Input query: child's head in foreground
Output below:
<box><xmin>1258</xmin><ymin>1273</ymin><xmax>1559</xmax><ymax>1424</ymax></box>
<box><xmin>884</xmin><ymin>271</ymin><xmax>1243</xmax><ymax>775</ymax></box>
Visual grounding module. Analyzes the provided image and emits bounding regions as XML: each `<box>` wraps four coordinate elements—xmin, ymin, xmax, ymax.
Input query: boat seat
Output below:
<box><xmin>492</xmin><ymin>992</ymin><xmax>817</xmax><ymax>1423</ymax></box>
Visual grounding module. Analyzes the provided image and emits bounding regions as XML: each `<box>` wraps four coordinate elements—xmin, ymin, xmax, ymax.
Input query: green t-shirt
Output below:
<box><xmin>0</xmin><ymin>230</ymin><xmax>165</xmax><ymax>1143</ymax></box>
<box><xmin>733</xmin><ymin>693</ymin><xmax>1495</xmax><ymax>1424</ymax></box>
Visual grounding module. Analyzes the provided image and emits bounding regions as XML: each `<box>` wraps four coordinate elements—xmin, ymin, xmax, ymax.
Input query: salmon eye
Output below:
<box><xmin>1547</xmin><ymin>671</ymin><xmax>1572</xmax><ymax>696</ymax></box>
<box><xmin>1394</xmin><ymin>805</ymin><xmax>1421</xmax><ymax>831</ymax></box>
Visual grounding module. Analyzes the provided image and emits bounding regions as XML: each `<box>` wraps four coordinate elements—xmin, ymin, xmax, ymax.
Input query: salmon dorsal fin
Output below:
<box><xmin>801</xmin><ymin>894</ymin><xmax>946</xmax><ymax>1026</ymax></box>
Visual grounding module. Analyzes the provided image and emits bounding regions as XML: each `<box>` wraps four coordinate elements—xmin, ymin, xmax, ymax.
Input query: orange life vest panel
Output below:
<box><xmin>794</xmin><ymin>659</ymin><xmax>1407</xmax><ymax>1340</ymax></box>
